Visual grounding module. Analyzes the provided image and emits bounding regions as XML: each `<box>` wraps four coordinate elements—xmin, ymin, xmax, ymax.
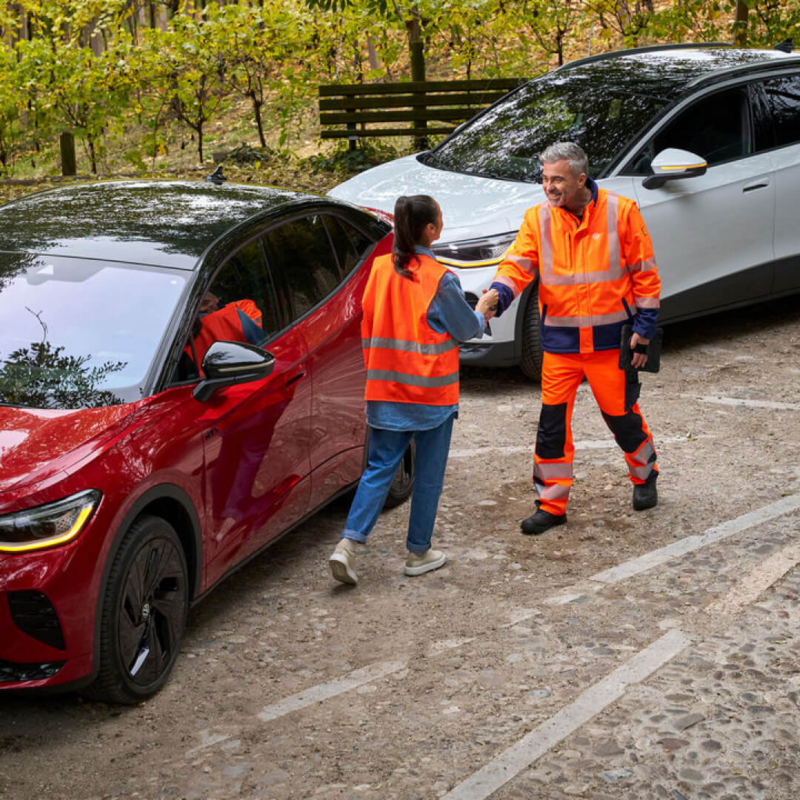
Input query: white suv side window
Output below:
<box><xmin>627</xmin><ymin>86</ymin><xmax>751</xmax><ymax>175</ymax></box>
<box><xmin>759</xmin><ymin>74</ymin><xmax>800</xmax><ymax>148</ymax></box>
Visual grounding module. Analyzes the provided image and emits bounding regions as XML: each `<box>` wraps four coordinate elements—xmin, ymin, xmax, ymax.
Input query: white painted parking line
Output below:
<box><xmin>257</xmin><ymin>660</ymin><xmax>406</xmax><ymax>722</ymax></box>
<box><xmin>253</xmin><ymin>495</ymin><xmax>800</xmax><ymax>726</ymax></box>
<box><xmin>428</xmin><ymin>638</ymin><xmax>476</xmax><ymax>656</ymax></box>
<box><xmin>681</xmin><ymin>393</ymin><xmax>800</xmax><ymax>411</ymax></box>
<box><xmin>590</xmin><ymin>494</ymin><xmax>800</xmax><ymax>586</ymax></box>
<box><xmin>441</xmin><ymin>629</ymin><xmax>691</xmax><ymax>800</ymax></box>
<box><xmin>185</xmin><ymin>731</ymin><xmax>232</xmax><ymax>757</ymax></box>
<box><xmin>705</xmin><ymin>541</ymin><xmax>800</xmax><ymax>617</ymax></box>
<box><xmin>542</xmin><ymin>592</ymin><xmax>585</xmax><ymax>606</ymax></box>
<box><xmin>449</xmin><ymin>434</ymin><xmax>697</xmax><ymax>460</ymax></box>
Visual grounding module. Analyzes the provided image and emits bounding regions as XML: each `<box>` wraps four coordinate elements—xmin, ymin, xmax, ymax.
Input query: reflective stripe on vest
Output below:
<box><xmin>362</xmin><ymin>336</ymin><xmax>459</xmax><ymax>356</ymax></box>
<box><xmin>366</xmin><ymin>369</ymin><xmax>460</xmax><ymax>387</ymax></box>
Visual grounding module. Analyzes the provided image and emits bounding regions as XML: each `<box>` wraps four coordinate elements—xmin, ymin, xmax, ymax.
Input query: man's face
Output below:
<box><xmin>542</xmin><ymin>159</ymin><xmax>586</xmax><ymax>210</ymax></box>
<box><xmin>199</xmin><ymin>292</ymin><xmax>220</xmax><ymax>314</ymax></box>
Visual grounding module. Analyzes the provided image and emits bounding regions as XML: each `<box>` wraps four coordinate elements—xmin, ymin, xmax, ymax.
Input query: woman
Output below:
<box><xmin>329</xmin><ymin>195</ymin><xmax>498</xmax><ymax>585</ymax></box>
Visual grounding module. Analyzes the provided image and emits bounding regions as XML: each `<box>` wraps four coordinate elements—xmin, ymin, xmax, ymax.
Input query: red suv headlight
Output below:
<box><xmin>0</xmin><ymin>489</ymin><xmax>101</xmax><ymax>554</ymax></box>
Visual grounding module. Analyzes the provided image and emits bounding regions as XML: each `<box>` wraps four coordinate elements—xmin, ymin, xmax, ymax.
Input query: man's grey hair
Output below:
<box><xmin>540</xmin><ymin>142</ymin><xmax>589</xmax><ymax>177</ymax></box>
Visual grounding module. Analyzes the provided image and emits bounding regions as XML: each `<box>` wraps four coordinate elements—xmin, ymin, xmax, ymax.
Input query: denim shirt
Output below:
<box><xmin>367</xmin><ymin>245</ymin><xmax>486</xmax><ymax>431</ymax></box>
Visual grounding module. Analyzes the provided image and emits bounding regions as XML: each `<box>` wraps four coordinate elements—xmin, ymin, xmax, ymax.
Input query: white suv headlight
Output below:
<box><xmin>433</xmin><ymin>232</ymin><xmax>517</xmax><ymax>268</ymax></box>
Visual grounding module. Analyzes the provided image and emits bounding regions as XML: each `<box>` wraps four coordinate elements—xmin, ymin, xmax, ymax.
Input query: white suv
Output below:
<box><xmin>330</xmin><ymin>44</ymin><xmax>800</xmax><ymax>378</ymax></box>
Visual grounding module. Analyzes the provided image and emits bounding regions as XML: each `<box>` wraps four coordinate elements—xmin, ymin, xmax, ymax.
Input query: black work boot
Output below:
<box><xmin>632</xmin><ymin>477</ymin><xmax>658</xmax><ymax>511</ymax></box>
<box><xmin>520</xmin><ymin>508</ymin><xmax>567</xmax><ymax>536</ymax></box>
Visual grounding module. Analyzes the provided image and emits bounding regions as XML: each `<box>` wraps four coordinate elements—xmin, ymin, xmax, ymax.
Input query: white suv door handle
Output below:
<box><xmin>742</xmin><ymin>180</ymin><xmax>770</xmax><ymax>193</ymax></box>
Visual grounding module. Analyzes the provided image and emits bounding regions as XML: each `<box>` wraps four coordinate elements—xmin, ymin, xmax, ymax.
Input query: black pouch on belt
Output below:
<box><xmin>618</xmin><ymin>324</ymin><xmax>663</xmax><ymax>373</ymax></box>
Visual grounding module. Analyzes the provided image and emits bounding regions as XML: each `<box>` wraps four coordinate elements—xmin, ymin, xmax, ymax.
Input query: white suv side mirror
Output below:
<box><xmin>643</xmin><ymin>148</ymin><xmax>707</xmax><ymax>189</ymax></box>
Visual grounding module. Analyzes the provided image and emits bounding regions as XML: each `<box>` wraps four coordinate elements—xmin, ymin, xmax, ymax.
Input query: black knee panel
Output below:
<box><xmin>625</xmin><ymin>369</ymin><xmax>641</xmax><ymax>411</ymax></box>
<box><xmin>601</xmin><ymin>409</ymin><xmax>648</xmax><ymax>454</ymax></box>
<box><xmin>535</xmin><ymin>402</ymin><xmax>568</xmax><ymax>459</ymax></box>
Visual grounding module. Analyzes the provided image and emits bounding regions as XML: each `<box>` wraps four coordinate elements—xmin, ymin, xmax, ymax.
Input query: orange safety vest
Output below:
<box><xmin>493</xmin><ymin>188</ymin><xmax>661</xmax><ymax>354</ymax></box>
<box><xmin>191</xmin><ymin>299</ymin><xmax>263</xmax><ymax>370</ymax></box>
<box><xmin>362</xmin><ymin>252</ymin><xmax>460</xmax><ymax>405</ymax></box>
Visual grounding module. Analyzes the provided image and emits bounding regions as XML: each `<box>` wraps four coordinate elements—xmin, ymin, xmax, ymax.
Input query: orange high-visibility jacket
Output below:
<box><xmin>494</xmin><ymin>189</ymin><xmax>661</xmax><ymax>354</ymax></box>
<box><xmin>192</xmin><ymin>299</ymin><xmax>263</xmax><ymax>369</ymax></box>
<box><xmin>362</xmin><ymin>253</ymin><xmax>460</xmax><ymax>405</ymax></box>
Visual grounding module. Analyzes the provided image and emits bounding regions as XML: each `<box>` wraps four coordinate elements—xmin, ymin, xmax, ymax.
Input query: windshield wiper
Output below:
<box><xmin>422</xmin><ymin>151</ymin><xmax>444</xmax><ymax>168</ymax></box>
<box><xmin>471</xmin><ymin>170</ymin><xmax>536</xmax><ymax>184</ymax></box>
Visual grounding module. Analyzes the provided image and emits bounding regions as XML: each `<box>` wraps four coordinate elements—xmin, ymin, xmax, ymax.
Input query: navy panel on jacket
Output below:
<box><xmin>592</xmin><ymin>320</ymin><xmax>625</xmax><ymax>351</ymax></box>
<box><xmin>541</xmin><ymin>325</ymin><xmax>580</xmax><ymax>353</ymax></box>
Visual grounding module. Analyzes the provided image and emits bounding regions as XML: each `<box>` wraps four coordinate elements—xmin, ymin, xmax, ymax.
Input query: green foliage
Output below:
<box><xmin>0</xmin><ymin>46</ymin><xmax>21</xmax><ymax>172</ymax></box>
<box><xmin>159</xmin><ymin>5</ymin><xmax>232</xmax><ymax>164</ymax></box>
<box><xmin>0</xmin><ymin>340</ymin><xmax>125</xmax><ymax>409</ymax></box>
<box><xmin>728</xmin><ymin>0</ymin><xmax>800</xmax><ymax>47</ymax></box>
<box><xmin>302</xmin><ymin>139</ymin><xmax>403</xmax><ymax>174</ymax></box>
<box><xmin>13</xmin><ymin>34</ymin><xmax>133</xmax><ymax>173</ymax></box>
<box><xmin>0</xmin><ymin>0</ymin><xmax>798</xmax><ymax>179</ymax></box>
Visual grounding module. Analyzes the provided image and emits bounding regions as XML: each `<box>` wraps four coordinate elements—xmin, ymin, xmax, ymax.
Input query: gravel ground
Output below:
<box><xmin>2</xmin><ymin>295</ymin><xmax>799</xmax><ymax>800</ymax></box>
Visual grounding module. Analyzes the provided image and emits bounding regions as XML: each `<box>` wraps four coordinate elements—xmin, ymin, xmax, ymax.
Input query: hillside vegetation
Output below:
<box><xmin>0</xmin><ymin>0</ymin><xmax>797</xmax><ymax>191</ymax></box>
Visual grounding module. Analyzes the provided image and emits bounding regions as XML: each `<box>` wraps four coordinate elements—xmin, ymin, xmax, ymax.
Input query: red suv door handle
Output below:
<box><xmin>285</xmin><ymin>371</ymin><xmax>306</xmax><ymax>388</ymax></box>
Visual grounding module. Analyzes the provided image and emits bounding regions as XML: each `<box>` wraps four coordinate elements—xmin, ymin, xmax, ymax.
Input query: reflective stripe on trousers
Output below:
<box><xmin>627</xmin><ymin>438</ymin><xmax>656</xmax><ymax>481</ymax></box>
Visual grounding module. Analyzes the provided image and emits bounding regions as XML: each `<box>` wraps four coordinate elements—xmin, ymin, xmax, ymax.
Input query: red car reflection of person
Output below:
<box><xmin>191</xmin><ymin>293</ymin><xmax>293</xmax><ymax>539</ymax></box>
<box><xmin>191</xmin><ymin>292</ymin><xmax>264</xmax><ymax>371</ymax></box>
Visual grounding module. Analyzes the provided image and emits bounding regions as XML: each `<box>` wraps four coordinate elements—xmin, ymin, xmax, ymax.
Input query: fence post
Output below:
<box><xmin>60</xmin><ymin>132</ymin><xmax>77</xmax><ymax>176</ymax></box>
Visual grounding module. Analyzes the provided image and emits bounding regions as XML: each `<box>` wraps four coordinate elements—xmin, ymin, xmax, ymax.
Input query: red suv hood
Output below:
<box><xmin>0</xmin><ymin>405</ymin><xmax>136</xmax><ymax>493</ymax></box>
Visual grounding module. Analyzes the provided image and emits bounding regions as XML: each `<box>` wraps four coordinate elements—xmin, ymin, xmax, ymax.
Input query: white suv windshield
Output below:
<box><xmin>425</xmin><ymin>61</ymin><xmax>672</xmax><ymax>182</ymax></box>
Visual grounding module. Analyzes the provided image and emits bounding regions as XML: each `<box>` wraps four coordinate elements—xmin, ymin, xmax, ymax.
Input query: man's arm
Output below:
<box><xmin>623</xmin><ymin>201</ymin><xmax>661</xmax><ymax>341</ymax></box>
<box><xmin>622</xmin><ymin>201</ymin><xmax>661</xmax><ymax>368</ymax></box>
<box><xmin>489</xmin><ymin>207</ymin><xmax>540</xmax><ymax>317</ymax></box>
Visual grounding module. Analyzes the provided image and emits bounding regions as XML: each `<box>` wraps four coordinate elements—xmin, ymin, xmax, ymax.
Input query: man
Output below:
<box><xmin>190</xmin><ymin>292</ymin><xmax>263</xmax><ymax>368</ymax></box>
<box><xmin>490</xmin><ymin>142</ymin><xmax>661</xmax><ymax>535</ymax></box>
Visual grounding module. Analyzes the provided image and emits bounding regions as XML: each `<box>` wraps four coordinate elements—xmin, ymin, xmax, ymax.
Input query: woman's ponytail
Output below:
<box><xmin>392</xmin><ymin>194</ymin><xmax>439</xmax><ymax>279</ymax></box>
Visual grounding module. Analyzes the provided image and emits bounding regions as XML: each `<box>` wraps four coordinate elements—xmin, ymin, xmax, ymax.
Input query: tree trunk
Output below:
<box><xmin>88</xmin><ymin>136</ymin><xmax>97</xmax><ymax>174</ymax></box>
<box><xmin>60</xmin><ymin>131</ymin><xmax>77</xmax><ymax>176</ymax></box>
<box><xmin>197</xmin><ymin>125</ymin><xmax>204</xmax><ymax>164</ymax></box>
<box><xmin>367</xmin><ymin>35</ymin><xmax>379</xmax><ymax>73</ymax></box>
<box><xmin>735</xmin><ymin>0</ymin><xmax>748</xmax><ymax>46</ymax></box>
<box><xmin>252</xmin><ymin>95</ymin><xmax>267</xmax><ymax>148</ymax></box>
<box><xmin>407</xmin><ymin>12</ymin><xmax>427</xmax><ymax>151</ymax></box>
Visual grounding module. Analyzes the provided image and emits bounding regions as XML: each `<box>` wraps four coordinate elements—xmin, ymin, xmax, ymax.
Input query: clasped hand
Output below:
<box><xmin>475</xmin><ymin>288</ymin><xmax>499</xmax><ymax>322</ymax></box>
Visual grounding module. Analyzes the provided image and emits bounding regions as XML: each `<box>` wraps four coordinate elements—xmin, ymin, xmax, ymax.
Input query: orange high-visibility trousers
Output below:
<box><xmin>533</xmin><ymin>350</ymin><xmax>658</xmax><ymax>516</ymax></box>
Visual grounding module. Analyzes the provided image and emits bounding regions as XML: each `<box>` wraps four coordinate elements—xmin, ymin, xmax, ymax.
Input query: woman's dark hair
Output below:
<box><xmin>392</xmin><ymin>195</ymin><xmax>439</xmax><ymax>279</ymax></box>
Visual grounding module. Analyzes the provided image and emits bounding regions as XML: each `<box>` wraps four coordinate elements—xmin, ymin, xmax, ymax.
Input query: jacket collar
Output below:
<box><xmin>556</xmin><ymin>176</ymin><xmax>600</xmax><ymax>223</ymax></box>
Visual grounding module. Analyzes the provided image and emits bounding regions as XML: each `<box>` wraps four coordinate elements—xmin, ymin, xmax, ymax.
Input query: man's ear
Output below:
<box><xmin>577</xmin><ymin>172</ymin><xmax>588</xmax><ymax>188</ymax></box>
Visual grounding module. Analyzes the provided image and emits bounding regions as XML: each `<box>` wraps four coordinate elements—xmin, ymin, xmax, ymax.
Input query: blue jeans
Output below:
<box><xmin>342</xmin><ymin>414</ymin><xmax>455</xmax><ymax>554</ymax></box>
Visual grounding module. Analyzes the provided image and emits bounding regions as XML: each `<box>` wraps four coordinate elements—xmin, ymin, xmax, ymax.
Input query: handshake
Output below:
<box><xmin>475</xmin><ymin>288</ymin><xmax>499</xmax><ymax>322</ymax></box>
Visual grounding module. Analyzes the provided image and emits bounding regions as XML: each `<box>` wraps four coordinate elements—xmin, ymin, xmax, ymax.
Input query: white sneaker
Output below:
<box><xmin>329</xmin><ymin>538</ymin><xmax>363</xmax><ymax>585</ymax></box>
<box><xmin>404</xmin><ymin>549</ymin><xmax>446</xmax><ymax>577</ymax></box>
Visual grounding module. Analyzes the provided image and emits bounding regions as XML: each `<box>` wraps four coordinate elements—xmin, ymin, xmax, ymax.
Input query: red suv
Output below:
<box><xmin>0</xmin><ymin>180</ymin><xmax>407</xmax><ymax>702</ymax></box>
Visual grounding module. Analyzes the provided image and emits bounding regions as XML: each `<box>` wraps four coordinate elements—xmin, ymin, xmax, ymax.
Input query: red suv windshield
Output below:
<box><xmin>0</xmin><ymin>254</ymin><xmax>187</xmax><ymax>409</ymax></box>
